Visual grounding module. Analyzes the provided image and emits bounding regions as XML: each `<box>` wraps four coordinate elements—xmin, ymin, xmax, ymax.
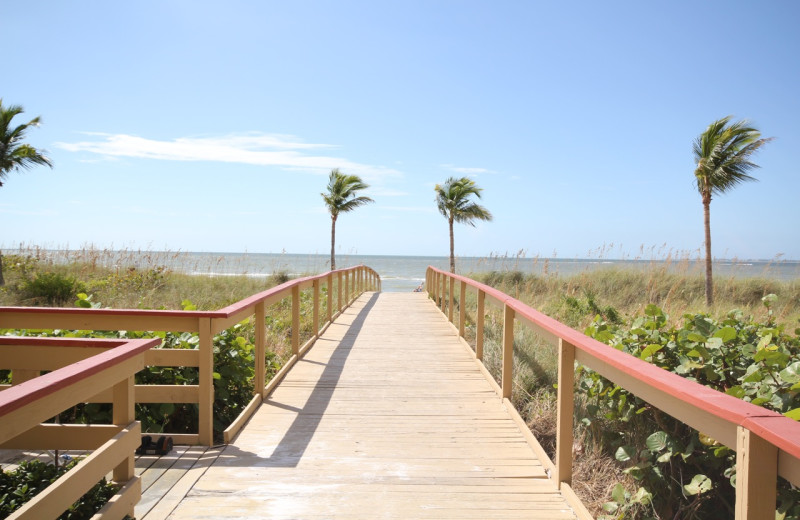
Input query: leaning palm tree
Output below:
<box><xmin>693</xmin><ymin>116</ymin><xmax>772</xmax><ymax>305</ymax></box>
<box><xmin>321</xmin><ymin>168</ymin><xmax>374</xmax><ymax>270</ymax></box>
<box><xmin>435</xmin><ymin>176</ymin><xmax>493</xmax><ymax>273</ymax></box>
<box><xmin>0</xmin><ymin>99</ymin><xmax>53</xmax><ymax>285</ymax></box>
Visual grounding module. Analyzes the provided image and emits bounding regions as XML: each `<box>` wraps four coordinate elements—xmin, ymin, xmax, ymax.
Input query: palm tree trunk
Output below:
<box><xmin>449</xmin><ymin>217</ymin><xmax>455</xmax><ymax>273</ymax></box>
<box><xmin>703</xmin><ymin>196</ymin><xmax>713</xmax><ymax>306</ymax></box>
<box><xmin>330</xmin><ymin>216</ymin><xmax>337</xmax><ymax>271</ymax></box>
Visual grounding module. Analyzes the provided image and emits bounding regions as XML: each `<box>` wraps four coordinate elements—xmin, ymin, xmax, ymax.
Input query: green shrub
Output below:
<box><xmin>20</xmin><ymin>272</ymin><xmax>85</xmax><ymax>306</ymax></box>
<box><xmin>0</xmin><ymin>459</ymin><xmax>121</xmax><ymax>519</ymax></box>
<box><xmin>583</xmin><ymin>297</ymin><xmax>800</xmax><ymax>519</ymax></box>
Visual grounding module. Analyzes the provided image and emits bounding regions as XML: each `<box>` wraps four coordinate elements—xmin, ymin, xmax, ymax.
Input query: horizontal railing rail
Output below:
<box><xmin>0</xmin><ymin>336</ymin><xmax>159</xmax><ymax>519</ymax></box>
<box><xmin>0</xmin><ymin>265</ymin><xmax>381</xmax><ymax>446</ymax></box>
<box><xmin>427</xmin><ymin>266</ymin><xmax>800</xmax><ymax>520</ymax></box>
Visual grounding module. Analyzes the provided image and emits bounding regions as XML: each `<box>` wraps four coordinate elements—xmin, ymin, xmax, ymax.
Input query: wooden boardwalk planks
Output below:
<box><xmin>167</xmin><ymin>292</ymin><xmax>577</xmax><ymax>519</ymax></box>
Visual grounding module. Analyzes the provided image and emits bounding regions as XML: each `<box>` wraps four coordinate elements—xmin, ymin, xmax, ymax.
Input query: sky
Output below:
<box><xmin>3</xmin><ymin>1</ymin><xmax>799</xmax><ymax>261</ymax></box>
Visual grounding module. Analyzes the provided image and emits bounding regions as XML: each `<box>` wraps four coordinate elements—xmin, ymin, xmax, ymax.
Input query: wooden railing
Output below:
<box><xmin>0</xmin><ymin>265</ymin><xmax>380</xmax><ymax>446</ymax></box>
<box><xmin>427</xmin><ymin>266</ymin><xmax>800</xmax><ymax>520</ymax></box>
<box><xmin>0</xmin><ymin>336</ymin><xmax>159</xmax><ymax>519</ymax></box>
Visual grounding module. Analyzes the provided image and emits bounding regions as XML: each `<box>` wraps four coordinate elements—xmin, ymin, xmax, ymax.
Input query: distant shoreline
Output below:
<box><xmin>5</xmin><ymin>248</ymin><xmax>798</xmax><ymax>291</ymax></box>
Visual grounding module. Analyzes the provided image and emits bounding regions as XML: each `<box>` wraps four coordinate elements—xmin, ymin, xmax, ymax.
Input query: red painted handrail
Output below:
<box><xmin>0</xmin><ymin>337</ymin><xmax>159</xmax><ymax>417</ymax></box>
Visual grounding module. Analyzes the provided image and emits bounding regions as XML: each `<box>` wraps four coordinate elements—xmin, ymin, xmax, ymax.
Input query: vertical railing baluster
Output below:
<box><xmin>292</xmin><ymin>285</ymin><xmax>300</xmax><ymax>355</ymax></box>
<box><xmin>458</xmin><ymin>280</ymin><xmax>466</xmax><ymax>337</ymax></box>
<box><xmin>338</xmin><ymin>271</ymin><xmax>343</xmax><ymax>313</ymax></box>
<box><xmin>556</xmin><ymin>339</ymin><xmax>575</xmax><ymax>487</ymax></box>
<box><xmin>313</xmin><ymin>278</ymin><xmax>320</xmax><ymax>338</ymax></box>
<box><xmin>327</xmin><ymin>272</ymin><xmax>333</xmax><ymax>324</ymax></box>
<box><xmin>112</xmin><ymin>374</ymin><xmax>135</xmax><ymax>479</ymax></box>
<box><xmin>735</xmin><ymin>426</ymin><xmax>777</xmax><ymax>520</ymax></box>
<box><xmin>448</xmin><ymin>276</ymin><xmax>455</xmax><ymax>323</ymax></box>
<box><xmin>501</xmin><ymin>303</ymin><xmax>515</xmax><ymax>399</ymax></box>
<box><xmin>255</xmin><ymin>302</ymin><xmax>266</xmax><ymax>398</ymax></box>
<box><xmin>476</xmin><ymin>290</ymin><xmax>485</xmax><ymax>360</ymax></box>
<box><xmin>441</xmin><ymin>273</ymin><xmax>447</xmax><ymax>313</ymax></box>
<box><xmin>198</xmin><ymin>317</ymin><xmax>213</xmax><ymax>446</ymax></box>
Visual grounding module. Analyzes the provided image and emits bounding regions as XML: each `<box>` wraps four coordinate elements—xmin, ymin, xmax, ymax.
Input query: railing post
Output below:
<box><xmin>458</xmin><ymin>280</ymin><xmax>466</xmax><ymax>337</ymax></box>
<box><xmin>501</xmin><ymin>303</ymin><xmax>515</xmax><ymax>399</ymax></box>
<box><xmin>556</xmin><ymin>339</ymin><xmax>575</xmax><ymax>487</ymax></box>
<box><xmin>313</xmin><ymin>278</ymin><xmax>320</xmax><ymax>337</ymax></box>
<box><xmin>255</xmin><ymin>302</ymin><xmax>266</xmax><ymax>398</ymax></box>
<box><xmin>338</xmin><ymin>271</ymin><xmax>343</xmax><ymax>312</ymax></box>
<box><xmin>292</xmin><ymin>285</ymin><xmax>300</xmax><ymax>355</ymax></box>
<box><xmin>198</xmin><ymin>317</ymin><xmax>214</xmax><ymax>446</ymax></box>
<box><xmin>327</xmin><ymin>272</ymin><xmax>333</xmax><ymax>324</ymax></box>
<box><xmin>735</xmin><ymin>426</ymin><xmax>777</xmax><ymax>520</ymax></box>
<box><xmin>112</xmin><ymin>374</ymin><xmax>135</xmax><ymax>482</ymax></box>
<box><xmin>440</xmin><ymin>274</ymin><xmax>447</xmax><ymax>313</ymax></box>
<box><xmin>476</xmin><ymin>290</ymin><xmax>485</xmax><ymax>360</ymax></box>
<box><xmin>448</xmin><ymin>276</ymin><xmax>455</xmax><ymax>323</ymax></box>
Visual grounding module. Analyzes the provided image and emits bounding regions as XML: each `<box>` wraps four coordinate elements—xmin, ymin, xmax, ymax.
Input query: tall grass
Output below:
<box><xmin>0</xmin><ymin>246</ymin><xmax>292</xmax><ymax>309</ymax></box>
<box><xmin>457</xmin><ymin>266</ymin><xmax>799</xmax><ymax>517</ymax></box>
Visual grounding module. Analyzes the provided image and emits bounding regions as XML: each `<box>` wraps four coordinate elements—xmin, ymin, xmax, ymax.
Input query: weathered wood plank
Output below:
<box><xmin>165</xmin><ymin>292</ymin><xmax>578</xmax><ymax>519</ymax></box>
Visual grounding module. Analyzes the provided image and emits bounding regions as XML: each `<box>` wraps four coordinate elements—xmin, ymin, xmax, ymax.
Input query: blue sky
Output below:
<box><xmin>3</xmin><ymin>1</ymin><xmax>799</xmax><ymax>260</ymax></box>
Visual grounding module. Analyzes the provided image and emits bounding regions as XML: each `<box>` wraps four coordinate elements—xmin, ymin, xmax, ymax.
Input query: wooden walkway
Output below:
<box><xmin>166</xmin><ymin>292</ymin><xmax>577</xmax><ymax>519</ymax></box>
<box><xmin>2</xmin><ymin>292</ymin><xmax>578</xmax><ymax>519</ymax></box>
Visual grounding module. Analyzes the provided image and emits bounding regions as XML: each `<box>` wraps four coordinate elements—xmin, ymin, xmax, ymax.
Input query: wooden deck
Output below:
<box><xmin>2</xmin><ymin>291</ymin><xmax>579</xmax><ymax>519</ymax></box>
<box><xmin>167</xmin><ymin>292</ymin><xmax>577</xmax><ymax>519</ymax></box>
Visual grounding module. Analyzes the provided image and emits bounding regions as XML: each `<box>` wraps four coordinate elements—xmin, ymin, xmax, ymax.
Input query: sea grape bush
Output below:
<box><xmin>0</xmin><ymin>459</ymin><xmax>121</xmax><ymax>519</ymax></box>
<box><xmin>582</xmin><ymin>296</ymin><xmax>800</xmax><ymax>519</ymax></box>
<box><xmin>2</xmin><ymin>296</ymin><xmax>283</xmax><ymax>443</ymax></box>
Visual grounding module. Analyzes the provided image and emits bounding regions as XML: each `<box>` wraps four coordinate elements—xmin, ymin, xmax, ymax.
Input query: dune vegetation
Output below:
<box><xmin>2</xmin><ymin>247</ymin><xmax>799</xmax><ymax>518</ymax></box>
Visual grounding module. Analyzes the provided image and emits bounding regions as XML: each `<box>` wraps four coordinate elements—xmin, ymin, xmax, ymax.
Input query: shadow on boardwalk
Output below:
<box><xmin>232</xmin><ymin>292</ymin><xmax>379</xmax><ymax>468</ymax></box>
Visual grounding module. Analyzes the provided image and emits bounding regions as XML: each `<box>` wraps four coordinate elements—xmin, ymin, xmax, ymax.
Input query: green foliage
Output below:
<box><xmin>585</xmin><ymin>297</ymin><xmax>800</xmax><ymax>519</ymax></box>
<box><xmin>559</xmin><ymin>291</ymin><xmax>621</xmax><ymax>327</ymax></box>
<box><xmin>0</xmin><ymin>459</ymin><xmax>121</xmax><ymax>519</ymax></box>
<box><xmin>5</xmin><ymin>297</ymin><xmax>285</xmax><ymax>443</ymax></box>
<box><xmin>19</xmin><ymin>272</ymin><xmax>85</xmax><ymax>305</ymax></box>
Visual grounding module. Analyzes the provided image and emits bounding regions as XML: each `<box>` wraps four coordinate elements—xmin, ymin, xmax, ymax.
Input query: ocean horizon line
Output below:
<box><xmin>10</xmin><ymin>247</ymin><xmax>797</xmax><ymax>264</ymax></box>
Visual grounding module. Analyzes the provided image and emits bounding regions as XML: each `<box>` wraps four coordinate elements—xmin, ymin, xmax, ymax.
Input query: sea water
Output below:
<box><xmin>166</xmin><ymin>252</ymin><xmax>799</xmax><ymax>293</ymax></box>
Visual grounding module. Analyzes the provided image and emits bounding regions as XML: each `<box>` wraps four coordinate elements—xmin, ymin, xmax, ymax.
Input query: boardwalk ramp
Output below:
<box><xmin>167</xmin><ymin>292</ymin><xmax>577</xmax><ymax>519</ymax></box>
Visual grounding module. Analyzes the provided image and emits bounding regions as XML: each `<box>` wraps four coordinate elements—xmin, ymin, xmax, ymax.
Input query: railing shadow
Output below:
<box><xmin>219</xmin><ymin>292</ymin><xmax>379</xmax><ymax>468</ymax></box>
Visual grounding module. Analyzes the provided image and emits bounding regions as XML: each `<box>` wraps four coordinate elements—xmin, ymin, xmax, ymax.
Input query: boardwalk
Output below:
<box><xmin>162</xmin><ymin>292</ymin><xmax>576</xmax><ymax>519</ymax></box>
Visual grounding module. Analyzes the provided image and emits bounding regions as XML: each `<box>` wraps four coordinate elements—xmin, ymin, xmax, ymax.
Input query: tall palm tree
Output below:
<box><xmin>435</xmin><ymin>176</ymin><xmax>493</xmax><ymax>273</ymax></box>
<box><xmin>693</xmin><ymin>116</ymin><xmax>772</xmax><ymax>305</ymax></box>
<box><xmin>321</xmin><ymin>168</ymin><xmax>374</xmax><ymax>270</ymax></box>
<box><xmin>0</xmin><ymin>99</ymin><xmax>53</xmax><ymax>285</ymax></box>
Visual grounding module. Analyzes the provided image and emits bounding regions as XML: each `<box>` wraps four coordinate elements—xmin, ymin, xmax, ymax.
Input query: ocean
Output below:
<box><xmin>166</xmin><ymin>252</ymin><xmax>799</xmax><ymax>293</ymax></box>
<box><xmin>17</xmin><ymin>249</ymin><xmax>798</xmax><ymax>293</ymax></box>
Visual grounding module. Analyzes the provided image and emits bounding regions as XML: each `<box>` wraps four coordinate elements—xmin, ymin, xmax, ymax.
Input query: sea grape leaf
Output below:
<box><xmin>726</xmin><ymin>386</ymin><xmax>746</xmax><ymax>399</ymax></box>
<box><xmin>640</xmin><ymin>344</ymin><xmax>663</xmax><ymax>361</ymax></box>
<box><xmin>713</xmin><ymin>326</ymin><xmax>737</xmax><ymax>343</ymax></box>
<box><xmin>784</xmin><ymin>408</ymin><xmax>800</xmax><ymax>421</ymax></box>
<box><xmin>615</xmin><ymin>445</ymin><xmax>636</xmax><ymax>462</ymax></box>
<box><xmin>684</xmin><ymin>474</ymin><xmax>712</xmax><ymax>496</ymax></box>
<box><xmin>779</xmin><ymin>361</ymin><xmax>800</xmax><ymax>384</ymax></box>
<box><xmin>645</xmin><ymin>431</ymin><xmax>669</xmax><ymax>452</ymax></box>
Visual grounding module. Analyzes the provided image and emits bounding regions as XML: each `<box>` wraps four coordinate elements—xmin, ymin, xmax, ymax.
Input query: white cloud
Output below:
<box><xmin>56</xmin><ymin>132</ymin><xmax>403</xmax><ymax>184</ymax></box>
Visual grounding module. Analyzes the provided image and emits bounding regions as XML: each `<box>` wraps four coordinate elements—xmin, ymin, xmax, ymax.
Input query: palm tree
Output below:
<box><xmin>321</xmin><ymin>168</ymin><xmax>374</xmax><ymax>270</ymax></box>
<box><xmin>435</xmin><ymin>176</ymin><xmax>493</xmax><ymax>273</ymax></box>
<box><xmin>0</xmin><ymin>99</ymin><xmax>53</xmax><ymax>285</ymax></box>
<box><xmin>693</xmin><ymin>116</ymin><xmax>772</xmax><ymax>305</ymax></box>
